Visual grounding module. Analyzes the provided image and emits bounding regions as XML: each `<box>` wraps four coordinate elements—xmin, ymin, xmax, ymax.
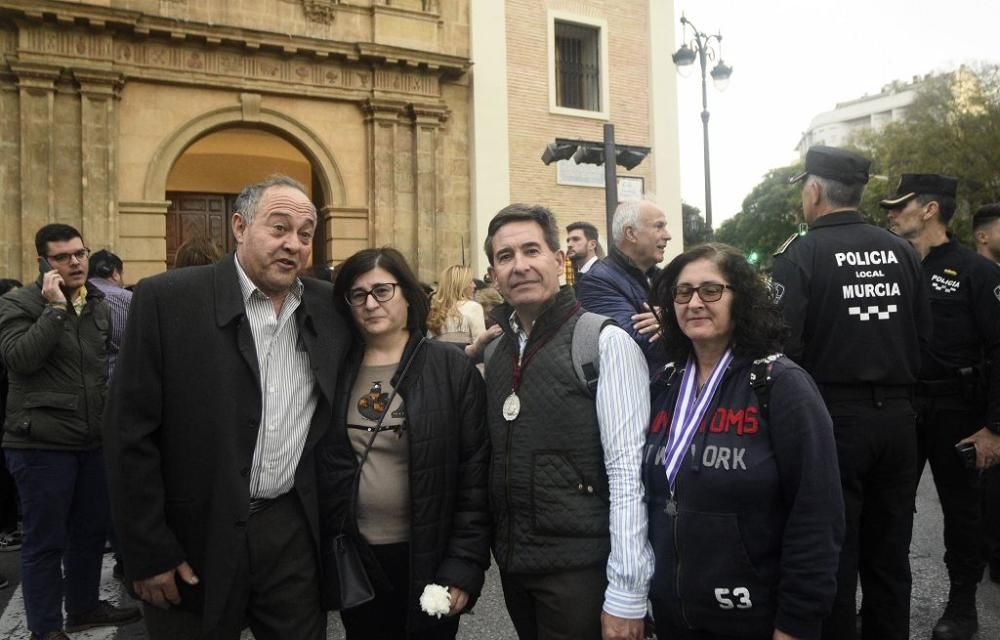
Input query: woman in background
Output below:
<box><xmin>173</xmin><ymin>237</ymin><xmax>223</xmax><ymax>268</ymax></box>
<box><xmin>426</xmin><ymin>265</ymin><xmax>486</xmax><ymax>347</ymax></box>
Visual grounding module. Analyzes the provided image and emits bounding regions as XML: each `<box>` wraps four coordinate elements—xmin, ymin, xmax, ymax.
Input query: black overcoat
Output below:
<box><xmin>103</xmin><ymin>254</ymin><xmax>347</xmax><ymax>627</ymax></box>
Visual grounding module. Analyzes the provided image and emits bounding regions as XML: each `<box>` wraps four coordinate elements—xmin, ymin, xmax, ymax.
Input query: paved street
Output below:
<box><xmin>0</xmin><ymin>468</ymin><xmax>994</xmax><ymax>639</ymax></box>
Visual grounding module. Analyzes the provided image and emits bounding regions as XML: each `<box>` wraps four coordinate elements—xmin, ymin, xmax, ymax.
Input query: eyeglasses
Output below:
<box><xmin>671</xmin><ymin>283</ymin><xmax>733</xmax><ymax>304</ymax></box>
<box><xmin>46</xmin><ymin>248</ymin><xmax>90</xmax><ymax>265</ymax></box>
<box><xmin>346</xmin><ymin>282</ymin><xmax>399</xmax><ymax>307</ymax></box>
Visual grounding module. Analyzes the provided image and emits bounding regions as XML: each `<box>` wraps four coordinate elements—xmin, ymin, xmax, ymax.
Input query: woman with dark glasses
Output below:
<box><xmin>642</xmin><ymin>243</ymin><xmax>844</xmax><ymax>640</ymax></box>
<box><xmin>317</xmin><ymin>247</ymin><xmax>490</xmax><ymax>639</ymax></box>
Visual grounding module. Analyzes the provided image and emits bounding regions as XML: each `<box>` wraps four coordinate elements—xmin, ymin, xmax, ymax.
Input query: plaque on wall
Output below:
<box><xmin>617</xmin><ymin>176</ymin><xmax>644</xmax><ymax>202</ymax></box>
<box><xmin>555</xmin><ymin>158</ymin><xmax>604</xmax><ymax>188</ymax></box>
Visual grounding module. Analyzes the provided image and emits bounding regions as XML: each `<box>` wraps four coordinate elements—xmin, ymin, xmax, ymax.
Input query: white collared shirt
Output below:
<box><xmin>235</xmin><ymin>257</ymin><xmax>318</xmax><ymax>499</ymax></box>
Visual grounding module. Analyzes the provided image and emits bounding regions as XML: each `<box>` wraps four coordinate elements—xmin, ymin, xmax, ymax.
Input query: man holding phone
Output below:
<box><xmin>0</xmin><ymin>224</ymin><xmax>140</xmax><ymax>640</ymax></box>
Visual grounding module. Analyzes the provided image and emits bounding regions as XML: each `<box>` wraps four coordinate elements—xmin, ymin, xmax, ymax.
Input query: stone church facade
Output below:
<box><xmin>0</xmin><ymin>0</ymin><xmax>471</xmax><ymax>283</ymax></box>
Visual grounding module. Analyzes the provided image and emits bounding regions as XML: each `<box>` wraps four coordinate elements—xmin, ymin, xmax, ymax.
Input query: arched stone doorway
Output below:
<box><xmin>164</xmin><ymin>127</ymin><xmax>316</xmax><ymax>267</ymax></box>
<box><xmin>129</xmin><ymin>100</ymin><xmax>350</xmax><ymax>278</ymax></box>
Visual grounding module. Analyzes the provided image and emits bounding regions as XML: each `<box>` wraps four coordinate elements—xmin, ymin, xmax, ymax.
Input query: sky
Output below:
<box><xmin>669</xmin><ymin>0</ymin><xmax>999</xmax><ymax>227</ymax></box>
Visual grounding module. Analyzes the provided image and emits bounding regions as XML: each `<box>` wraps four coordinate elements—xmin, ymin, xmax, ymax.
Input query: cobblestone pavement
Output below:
<box><xmin>0</xmin><ymin>468</ymin><xmax>994</xmax><ymax>639</ymax></box>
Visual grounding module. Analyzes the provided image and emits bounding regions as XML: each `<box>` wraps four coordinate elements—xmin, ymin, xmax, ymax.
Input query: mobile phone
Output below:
<box><xmin>955</xmin><ymin>441</ymin><xmax>977</xmax><ymax>470</ymax></box>
<box><xmin>38</xmin><ymin>257</ymin><xmax>53</xmax><ymax>275</ymax></box>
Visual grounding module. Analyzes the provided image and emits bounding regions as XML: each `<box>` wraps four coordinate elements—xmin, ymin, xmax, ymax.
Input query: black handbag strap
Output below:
<box><xmin>342</xmin><ymin>337</ymin><xmax>425</xmax><ymax>530</ymax></box>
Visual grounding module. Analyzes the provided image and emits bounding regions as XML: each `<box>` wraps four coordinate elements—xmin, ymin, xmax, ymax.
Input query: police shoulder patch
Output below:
<box><xmin>773</xmin><ymin>233</ymin><xmax>799</xmax><ymax>256</ymax></box>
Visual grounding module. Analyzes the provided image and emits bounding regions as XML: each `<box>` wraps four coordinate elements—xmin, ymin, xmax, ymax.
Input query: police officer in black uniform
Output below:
<box><xmin>880</xmin><ymin>174</ymin><xmax>1000</xmax><ymax>640</ymax></box>
<box><xmin>771</xmin><ymin>146</ymin><xmax>931</xmax><ymax>640</ymax></box>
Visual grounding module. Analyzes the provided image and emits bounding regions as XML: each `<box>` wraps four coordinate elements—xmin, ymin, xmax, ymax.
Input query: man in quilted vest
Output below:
<box><xmin>482</xmin><ymin>203</ymin><xmax>653</xmax><ymax>640</ymax></box>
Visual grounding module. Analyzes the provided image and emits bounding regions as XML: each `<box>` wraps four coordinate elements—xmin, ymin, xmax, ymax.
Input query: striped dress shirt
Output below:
<box><xmin>88</xmin><ymin>277</ymin><xmax>132</xmax><ymax>379</ymax></box>
<box><xmin>510</xmin><ymin>315</ymin><xmax>654</xmax><ymax>619</ymax></box>
<box><xmin>235</xmin><ymin>258</ymin><xmax>318</xmax><ymax>500</ymax></box>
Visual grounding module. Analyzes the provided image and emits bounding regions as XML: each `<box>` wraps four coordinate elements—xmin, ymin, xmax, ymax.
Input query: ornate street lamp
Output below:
<box><xmin>672</xmin><ymin>14</ymin><xmax>732</xmax><ymax>236</ymax></box>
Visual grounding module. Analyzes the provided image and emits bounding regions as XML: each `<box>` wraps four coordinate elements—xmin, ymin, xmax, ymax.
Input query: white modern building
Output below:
<box><xmin>795</xmin><ymin>75</ymin><xmax>928</xmax><ymax>157</ymax></box>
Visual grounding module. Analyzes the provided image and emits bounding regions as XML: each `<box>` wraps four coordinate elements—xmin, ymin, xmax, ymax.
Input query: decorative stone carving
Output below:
<box><xmin>374</xmin><ymin>69</ymin><xmax>438</xmax><ymax>97</ymax></box>
<box><xmin>301</xmin><ymin>0</ymin><xmax>339</xmax><ymax>24</ymax></box>
<box><xmin>21</xmin><ymin>25</ymin><xmax>113</xmax><ymax>62</ymax></box>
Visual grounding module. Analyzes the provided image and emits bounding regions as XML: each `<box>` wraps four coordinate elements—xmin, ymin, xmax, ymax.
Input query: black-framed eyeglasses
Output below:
<box><xmin>346</xmin><ymin>282</ymin><xmax>399</xmax><ymax>307</ymax></box>
<box><xmin>671</xmin><ymin>283</ymin><xmax>733</xmax><ymax>304</ymax></box>
<box><xmin>46</xmin><ymin>248</ymin><xmax>90</xmax><ymax>265</ymax></box>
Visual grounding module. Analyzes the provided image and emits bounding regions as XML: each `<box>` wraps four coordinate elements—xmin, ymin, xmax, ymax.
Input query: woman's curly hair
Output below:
<box><xmin>649</xmin><ymin>242</ymin><xmax>788</xmax><ymax>364</ymax></box>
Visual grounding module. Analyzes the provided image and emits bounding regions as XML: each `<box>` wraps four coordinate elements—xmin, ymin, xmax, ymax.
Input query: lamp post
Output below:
<box><xmin>672</xmin><ymin>15</ymin><xmax>732</xmax><ymax>236</ymax></box>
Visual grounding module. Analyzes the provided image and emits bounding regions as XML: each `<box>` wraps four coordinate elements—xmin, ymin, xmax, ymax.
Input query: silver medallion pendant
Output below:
<box><xmin>665</xmin><ymin>500</ymin><xmax>678</xmax><ymax>516</ymax></box>
<box><xmin>502</xmin><ymin>392</ymin><xmax>521</xmax><ymax>421</ymax></box>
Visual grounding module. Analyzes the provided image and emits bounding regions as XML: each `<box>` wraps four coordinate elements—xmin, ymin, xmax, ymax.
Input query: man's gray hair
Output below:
<box><xmin>611</xmin><ymin>197</ymin><xmax>658</xmax><ymax>245</ymax></box>
<box><xmin>233</xmin><ymin>174</ymin><xmax>314</xmax><ymax>225</ymax></box>
<box><xmin>807</xmin><ymin>175</ymin><xmax>865</xmax><ymax>209</ymax></box>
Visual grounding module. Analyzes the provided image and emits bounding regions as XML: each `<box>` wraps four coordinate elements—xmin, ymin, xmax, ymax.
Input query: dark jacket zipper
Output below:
<box><xmin>74</xmin><ymin>307</ymin><xmax>92</xmax><ymax>437</ymax></box>
<box><xmin>503</xmin><ymin>343</ymin><xmax>524</xmax><ymax>569</ymax></box>
<box><xmin>671</xmin><ymin>482</ymin><xmax>692</xmax><ymax>629</ymax></box>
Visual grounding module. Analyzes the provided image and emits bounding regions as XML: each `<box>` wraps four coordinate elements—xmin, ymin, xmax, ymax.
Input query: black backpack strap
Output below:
<box><xmin>750</xmin><ymin>354</ymin><xmax>781</xmax><ymax>421</ymax></box>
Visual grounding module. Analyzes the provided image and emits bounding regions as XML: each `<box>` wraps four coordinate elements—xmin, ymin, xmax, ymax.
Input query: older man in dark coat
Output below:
<box><xmin>103</xmin><ymin>175</ymin><xmax>348</xmax><ymax>639</ymax></box>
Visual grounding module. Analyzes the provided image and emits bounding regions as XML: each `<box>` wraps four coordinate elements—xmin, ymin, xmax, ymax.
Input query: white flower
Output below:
<box><xmin>419</xmin><ymin>583</ymin><xmax>451</xmax><ymax>618</ymax></box>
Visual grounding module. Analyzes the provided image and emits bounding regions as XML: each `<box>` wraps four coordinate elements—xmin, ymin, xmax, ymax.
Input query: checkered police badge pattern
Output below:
<box><xmin>931</xmin><ymin>280</ymin><xmax>959</xmax><ymax>293</ymax></box>
<box><xmin>848</xmin><ymin>304</ymin><xmax>898</xmax><ymax>321</ymax></box>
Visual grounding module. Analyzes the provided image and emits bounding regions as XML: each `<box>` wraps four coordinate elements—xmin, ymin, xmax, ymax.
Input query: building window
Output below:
<box><xmin>554</xmin><ymin>20</ymin><xmax>601</xmax><ymax>112</ymax></box>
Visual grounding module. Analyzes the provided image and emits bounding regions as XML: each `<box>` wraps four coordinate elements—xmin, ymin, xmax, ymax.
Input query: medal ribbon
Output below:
<box><xmin>508</xmin><ymin>302</ymin><xmax>581</xmax><ymax>395</ymax></box>
<box><xmin>662</xmin><ymin>348</ymin><xmax>733</xmax><ymax>491</ymax></box>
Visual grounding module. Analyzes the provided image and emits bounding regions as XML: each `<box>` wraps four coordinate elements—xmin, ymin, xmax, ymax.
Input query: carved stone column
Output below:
<box><xmin>409</xmin><ymin>103</ymin><xmax>448</xmax><ymax>283</ymax></box>
<box><xmin>117</xmin><ymin>200</ymin><xmax>170</xmax><ymax>281</ymax></box>
<box><xmin>363</xmin><ymin>99</ymin><xmax>407</xmax><ymax>249</ymax></box>
<box><xmin>75</xmin><ymin>69</ymin><xmax>123</xmax><ymax>254</ymax></box>
<box><xmin>11</xmin><ymin>62</ymin><xmax>59</xmax><ymax>276</ymax></box>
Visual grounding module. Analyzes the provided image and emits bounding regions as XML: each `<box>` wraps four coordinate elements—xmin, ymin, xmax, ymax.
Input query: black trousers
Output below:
<box><xmin>915</xmin><ymin>393</ymin><xmax>986</xmax><ymax>587</ymax></box>
<box><xmin>820</xmin><ymin>393</ymin><xmax>917</xmax><ymax>640</ymax></box>
<box><xmin>339</xmin><ymin>542</ymin><xmax>460</xmax><ymax>640</ymax></box>
<box><xmin>143</xmin><ymin>491</ymin><xmax>325</xmax><ymax>640</ymax></box>
<box><xmin>499</xmin><ymin>565</ymin><xmax>606</xmax><ymax>640</ymax></box>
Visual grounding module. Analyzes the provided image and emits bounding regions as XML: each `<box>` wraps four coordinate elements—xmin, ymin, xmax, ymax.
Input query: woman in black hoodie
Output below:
<box><xmin>317</xmin><ymin>248</ymin><xmax>491</xmax><ymax>639</ymax></box>
<box><xmin>642</xmin><ymin>243</ymin><xmax>844</xmax><ymax>640</ymax></box>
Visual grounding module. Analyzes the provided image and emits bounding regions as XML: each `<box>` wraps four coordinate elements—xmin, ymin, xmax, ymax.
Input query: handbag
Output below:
<box><xmin>323</xmin><ymin>532</ymin><xmax>375</xmax><ymax>610</ymax></box>
<box><xmin>322</xmin><ymin>338</ymin><xmax>425</xmax><ymax>611</ymax></box>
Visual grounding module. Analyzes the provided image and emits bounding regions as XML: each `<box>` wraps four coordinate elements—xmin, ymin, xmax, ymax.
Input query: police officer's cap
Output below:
<box><xmin>878</xmin><ymin>174</ymin><xmax>958</xmax><ymax>209</ymax></box>
<box><xmin>788</xmin><ymin>146</ymin><xmax>871</xmax><ymax>186</ymax></box>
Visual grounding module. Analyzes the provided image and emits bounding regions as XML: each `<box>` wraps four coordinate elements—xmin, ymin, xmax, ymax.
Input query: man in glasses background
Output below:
<box><xmin>0</xmin><ymin>223</ymin><xmax>140</xmax><ymax>640</ymax></box>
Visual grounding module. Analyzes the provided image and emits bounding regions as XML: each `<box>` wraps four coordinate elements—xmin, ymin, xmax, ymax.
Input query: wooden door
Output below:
<box><xmin>165</xmin><ymin>192</ymin><xmax>237</xmax><ymax>267</ymax></box>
